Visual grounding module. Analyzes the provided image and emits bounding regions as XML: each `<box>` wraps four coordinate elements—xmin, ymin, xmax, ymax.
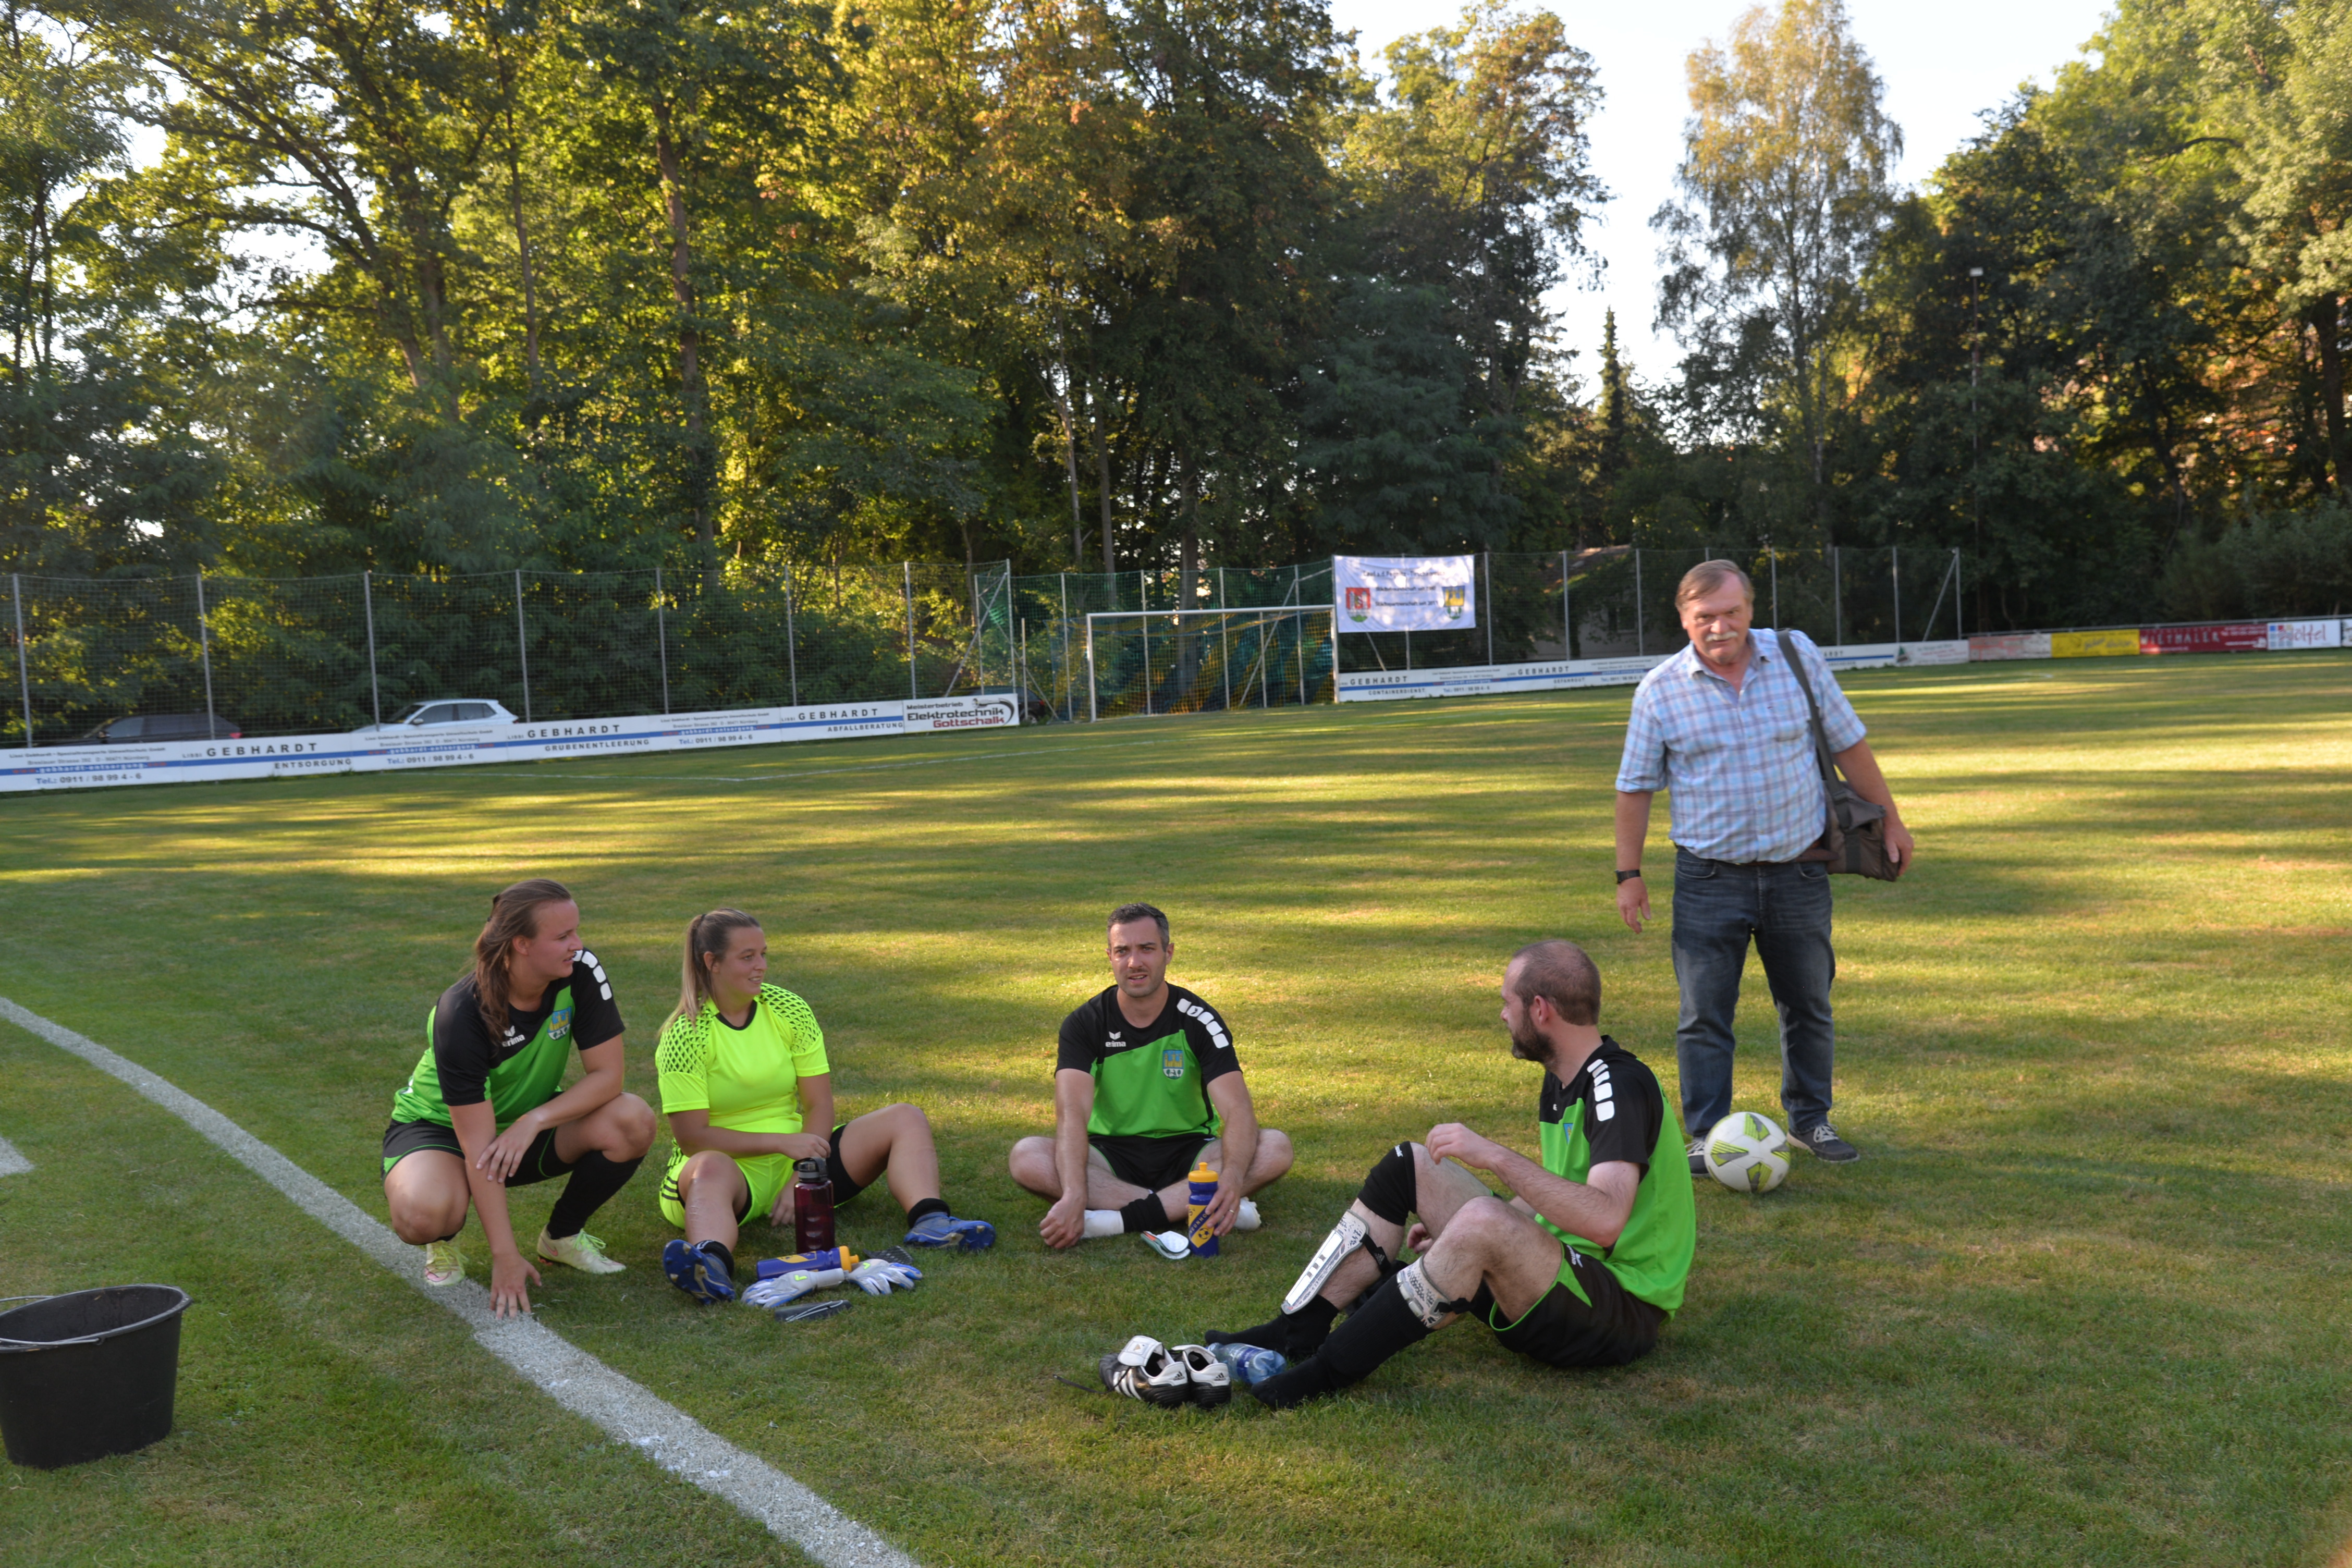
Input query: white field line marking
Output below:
<box><xmin>0</xmin><ymin>1133</ymin><xmax>30</xmax><ymax>1177</ymax></box>
<box><xmin>0</xmin><ymin>996</ymin><xmax>914</xmax><ymax>1568</ymax></box>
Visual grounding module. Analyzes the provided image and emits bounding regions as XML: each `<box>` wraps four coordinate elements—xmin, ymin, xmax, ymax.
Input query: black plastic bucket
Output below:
<box><xmin>0</xmin><ymin>1285</ymin><xmax>191</xmax><ymax>1469</ymax></box>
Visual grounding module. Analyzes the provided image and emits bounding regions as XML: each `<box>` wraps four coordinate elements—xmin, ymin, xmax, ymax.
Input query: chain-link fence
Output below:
<box><xmin>0</xmin><ymin>547</ymin><xmax>1989</xmax><ymax>746</ymax></box>
<box><xmin>3</xmin><ymin>562</ymin><xmax>1019</xmax><ymax>745</ymax></box>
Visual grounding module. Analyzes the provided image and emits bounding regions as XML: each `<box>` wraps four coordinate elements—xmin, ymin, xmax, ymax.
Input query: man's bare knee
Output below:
<box><xmin>1252</xmin><ymin>1130</ymin><xmax>1294</xmax><ymax>1183</ymax></box>
<box><xmin>1008</xmin><ymin>1137</ymin><xmax>1059</xmax><ymax>1195</ymax></box>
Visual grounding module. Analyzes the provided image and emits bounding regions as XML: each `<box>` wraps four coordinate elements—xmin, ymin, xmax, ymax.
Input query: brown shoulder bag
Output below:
<box><xmin>1781</xmin><ymin>632</ymin><xmax>1901</xmax><ymax>881</ymax></box>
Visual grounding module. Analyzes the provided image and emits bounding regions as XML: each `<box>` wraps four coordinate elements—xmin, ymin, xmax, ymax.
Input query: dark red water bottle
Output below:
<box><xmin>791</xmin><ymin>1157</ymin><xmax>835</xmax><ymax>1252</ymax></box>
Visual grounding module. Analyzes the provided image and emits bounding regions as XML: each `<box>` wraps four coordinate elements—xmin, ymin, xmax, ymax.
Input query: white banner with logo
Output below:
<box><xmin>1</xmin><ymin>694</ymin><xmax>1017</xmax><ymax>794</ymax></box>
<box><xmin>2269</xmin><ymin>618</ymin><xmax>2343</xmax><ymax>651</ymax></box>
<box><xmin>1334</xmin><ymin>555</ymin><xmax>1477</xmax><ymax>632</ymax></box>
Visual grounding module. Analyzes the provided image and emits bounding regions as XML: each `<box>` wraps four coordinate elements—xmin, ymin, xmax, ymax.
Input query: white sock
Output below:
<box><xmin>1235</xmin><ymin>1198</ymin><xmax>1261</xmax><ymax>1232</ymax></box>
<box><xmin>1082</xmin><ymin>1209</ymin><xmax>1124</xmax><ymax>1240</ymax></box>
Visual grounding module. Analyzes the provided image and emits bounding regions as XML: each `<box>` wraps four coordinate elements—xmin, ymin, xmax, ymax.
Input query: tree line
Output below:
<box><xmin>3</xmin><ymin>0</ymin><xmax>2347</xmax><ymax>630</ymax></box>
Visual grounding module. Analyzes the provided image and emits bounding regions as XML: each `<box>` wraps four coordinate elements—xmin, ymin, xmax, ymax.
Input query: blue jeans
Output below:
<box><xmin>1669</xmin><ymin>847</ymin><xmax>1837</xmax><ymax>1141</ymax></box>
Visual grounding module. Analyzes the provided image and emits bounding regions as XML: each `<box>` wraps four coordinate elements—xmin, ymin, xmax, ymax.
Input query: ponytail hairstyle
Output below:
<box><xmin>673</xmin><ymin>908</ymin><xmax>763</xmax><ymax>1027</ymax></box>
<box><xmin>473</xmin><ymin>878</ymin><xmax>576</xmax><ymax>1038</ymax></box>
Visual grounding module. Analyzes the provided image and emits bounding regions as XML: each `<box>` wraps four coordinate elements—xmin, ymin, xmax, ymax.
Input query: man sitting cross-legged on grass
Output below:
<box><xmin>656</xmin><ymin>908</ymin><xmax>993</xmax><ymax>1304</ymax></box>
<box><xmin>382</xmin><ymin>879</ymin><xmax>657</xmax><ymax>1318</ymax></box>
<box><xmin>1009</xmin><ymin>903</ymin><xmax>1291</xmax><ymax>1249</ymax></box>
<box><xmin>1203</xmin><ymin>939</ymin><xmax>1693</xmax><ymax>1408</ymax></box>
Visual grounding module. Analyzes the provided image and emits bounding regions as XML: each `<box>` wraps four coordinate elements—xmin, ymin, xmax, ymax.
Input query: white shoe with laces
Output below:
<box><xmin>423</xmin><ymin>1240</ymin><xmax>466</xmax><ymax>1287</ymax></box>
<box><xmin>537</xmin><ymin>1228</ymin><xmax>626</xmax><ymax>1275</ymax></box>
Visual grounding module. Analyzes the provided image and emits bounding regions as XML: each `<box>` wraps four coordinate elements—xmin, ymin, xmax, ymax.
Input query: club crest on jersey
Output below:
<box><xmin>1162</xmin><ymin>1047</ymin><xmax>1185</xmax><ymax>1079</ymax></box>
<box><xmin>548</xmin><ymin>1006</ymin><xmax>573</xmax><ymax>1040</ymax></box>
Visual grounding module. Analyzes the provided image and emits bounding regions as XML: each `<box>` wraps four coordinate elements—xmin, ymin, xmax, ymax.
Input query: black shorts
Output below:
<box><xmin>381</xmin><ymin>1118</ymin><xmax>575</xmax><ymax>1184</ymax></box>
<box><xmin>1474</xmin><ymin>1248</ymin><xmax>1664</xmax><ymax>1369</ymax></box>
<box><xmin>1089</xmin><ymin>1132</ymin><xmax>1211</xmax><ymax>1193</ymax></box>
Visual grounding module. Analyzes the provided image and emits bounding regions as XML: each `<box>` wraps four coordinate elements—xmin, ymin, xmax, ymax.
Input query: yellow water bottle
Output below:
<box><xmin>1185</xmin><ymin>1161</ymin><xmax>1220</xmax><ymax>1257</ymax></box>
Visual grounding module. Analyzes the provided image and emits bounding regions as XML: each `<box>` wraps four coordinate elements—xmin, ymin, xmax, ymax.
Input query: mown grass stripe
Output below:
<box><xmin>0</xmin><ymin>994</ymin><xmax>916</xmax><ymax>1568</ymax></box>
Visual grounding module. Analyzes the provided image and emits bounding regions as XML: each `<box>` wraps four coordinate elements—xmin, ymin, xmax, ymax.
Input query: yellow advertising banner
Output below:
<box><xmin>2051</xmin><ymin>629</ymin><xmax>2140</xmax><ymax>658</ymax></box>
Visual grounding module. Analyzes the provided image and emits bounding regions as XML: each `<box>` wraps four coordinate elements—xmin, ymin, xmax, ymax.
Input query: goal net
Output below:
<box><xmin>1078</xmin><ymin>607</ymin><xmax>1334</xmax><ymax>720</ymax></box>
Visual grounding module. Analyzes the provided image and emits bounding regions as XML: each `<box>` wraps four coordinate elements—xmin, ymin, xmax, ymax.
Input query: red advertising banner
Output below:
<box><xmin>2140</xmin><ymin>622</ymin><xmax>2268</xmax><ymax>654</ymax></box>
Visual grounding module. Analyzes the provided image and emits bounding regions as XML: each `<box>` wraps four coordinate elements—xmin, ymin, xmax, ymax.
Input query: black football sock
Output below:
<box><xmin>905</xmin><ymin>1196</ymin><xmax>950</xmax><ymax>1227</ymax></box>
<box><xmin>1250</xmin><ymin>1276</ymin><xmax>1432</xmax><ymax>1410</ymax></box>
<box><xmin>545</xmin><ymin>1152</ymin><xmax>643</xmax><ymax>1240</ymax></box>
<box><xmin>1119</xmin><ymin>1194</ymin><xmax>1169</xmax><ymax>1234</ymax></box>
<box><xmin>1204</xmin><ymin>1295</ymin><xmax>1339</xmax><ymax>1359</ymax></box>
<box><xmin>696</xmin><ymin>1239</ymin><xmax>737</xmax><ymax>1280</ymax></box>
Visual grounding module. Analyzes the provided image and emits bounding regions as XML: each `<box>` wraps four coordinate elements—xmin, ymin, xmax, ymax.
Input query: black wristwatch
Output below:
<box><xmin>1616</xmin><ymin>869</ymin><xmax>1643</xmax><ymax>884</ymax></box>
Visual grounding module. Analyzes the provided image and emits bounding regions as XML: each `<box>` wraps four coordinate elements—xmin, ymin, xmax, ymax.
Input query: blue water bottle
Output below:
<box><xmin>1185</xmin><ymin>1161</ymin><xmax>1220</xmax><ymax>1257</ymax></box>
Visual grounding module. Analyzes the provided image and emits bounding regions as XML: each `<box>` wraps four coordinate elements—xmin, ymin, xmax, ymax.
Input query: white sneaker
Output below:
<box><xmin>423</xmin><ymin>1240</ymin><xmax>466</xmax><ymax>1287</ymax></box>
<box><xmin>1235</xmin><ymin>1198</ymin><xmax>1262</xmax><ymax>1232</ymax></box>
<box><xmin>537</xmin><ymin>1228</ymin><xmax>626</xmax><ymax>1275</ymax></box>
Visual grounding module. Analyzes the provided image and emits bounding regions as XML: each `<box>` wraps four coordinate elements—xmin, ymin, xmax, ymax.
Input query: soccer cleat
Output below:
<box><xmin>1141</xmin><ymin>1230</ymin><xmax>1191</xmax><ymax>1261</ymax></box>
<box><xmin>904</xmin><ymin>1212</ymin><xmax>996</xmax><ymax>1251</ymax></box>
<box><xmin>1171</xmin><ymin>1344</ymin><xmax>1231</xmax><ymax>1408</ymax></box>
<box><xmin>1234</xmin><ymin>1198</ymin><xmax>1262</xmax><ymax>1232</ymax></box>
<box><xmin>1282</xmin><ymin>1210</ymin><xmax>1369</xmax><ymax>1314</ymax></box>
<box><xmin>537</xmin><ymin>1228</ymin><xmax>626</xmax><ymax>1275</ymax></box>
<box><xmin>1098</xmin><ymin>1335</ymin><xmax>1193</xmax><ymax>1407</ymax></box>
<box><xmin>1687</xmin><ymin>1138</ymin><xmax>1708</xmax><ymax>1177</ymax></box>
<box><xmin>662</xmin><ymin>1238</ymin><xmax>736</xmax><ymax>1304</ymax></box>
<box><xmin>1791</xmin><ymin>1123</ymin><xmax>1860</xmax><ymax>1163</ymax></box>
<box><xmin>422</xmin><ymin>1240</ymin><xmax>467</xmax><ymax>1288</ymax></box>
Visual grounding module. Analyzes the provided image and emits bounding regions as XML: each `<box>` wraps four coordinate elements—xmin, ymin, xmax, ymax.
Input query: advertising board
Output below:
<box><xmin>2051</xmin><ymin>629</ymin><xmax>2140</xmax><ymax>658</ymax></box>
<box><xmin>1333</xmin><ymin>556</ymin><xmax>1477</xmax><ymax>632</ymax></box>
<box><xmin>2140</xmin><ymin>622</ymin><xmax>2268</xmax><ymax>654</ymax></box>
<box><xmin>1969</xmin><ymin>632</ymin><xmax>2052</xmax><ymax>661</ymax></box>
<box><xmin>1</xmin><ymin>694</ymin><xmax>1015</xmax><ymax>794</ymax></box>
<box><xmin>2267</xmin><ymin>619</ymin><xmax>2343</xmax><ymax>651</ymax></box>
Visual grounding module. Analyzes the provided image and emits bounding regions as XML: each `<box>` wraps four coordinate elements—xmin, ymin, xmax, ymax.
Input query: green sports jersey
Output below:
<box><xmin>389</xmin><ymin>953</ymin><xmax>624</xmax><ymax>1130</ymax></box>
<box><xmin>1056</xmin><ymin>985</ymin><xmax>1239</xmax><ymax>1140</ymax></box>
<box><xmin>1535</xmin><ymin>1037</ymin><xmax>1695</xmax><ymax>1315</ymax></box>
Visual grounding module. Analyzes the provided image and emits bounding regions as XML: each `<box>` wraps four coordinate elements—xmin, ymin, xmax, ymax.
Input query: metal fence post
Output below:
<box><xmin>1891</xmin><ymin>546</ymin><xmax>1902</xmax><ymax>646</ymax></box>
<box><xmin>1142</xmin><ymin>605</ymin><xmax>1153</xmax><ymax>716</ymax></box>
<box><xmin>362</xmin><ymin>569</ymin><xmax>382</xmax><ymax>729</ymax></box>
<box><xmin>1221</xmin><ymin>608</ymin><xmax>1232</xmax><ymax>711</ymax></box>
<box><xmin>655</xmin><ymin>565</ymin><xmax>671</xmax><ymax>715</ymax></box>
<box><xmin>1769</xmin><ymin>541</ymin><xmax>1780</xmax><ymax>629</ymax></box>
<box><xmin>1560</xmin><ymin>549</ymin><xmax>1571</xmax><ymax>660</ymax></box>
<box><xmin>1059</xmin><ymin>572</ymin><xmax>1071</xmax><ymax>721</ymax></box>
<box><xmin>513</xmin><ymin>568</ymin><xmax>531</xmax><ymax>721</ymax></box>
<box><xmin>1634</xmin><ymin>550</ymin><xmax>1645</xmax><ymax>656</ymax></box>
<box><xmin>1086</xmin><ymin>616</ymin><xmax>1098</xmax><ymax>722</ymax></box>
<box><xmin>1295</xmin><ymin>609</ymin><xmax>1307</xmax><ymax>704</ymax></box>
<box><xmin>1953</xmin><ymin>548</ymin><xmax>1965</xmax><ymax>641</ymax></box>
<box><xmin>903</xmin><ymin>560</ymin><xmax>917</xmax><ymax>701</ymax></box>
<box><xmin>1832</xmin><ymin>546</ymin><xmax>1843</xmax><ymax>646</ymax></box>
<box><xmin>12</xmin><ymin>573</ymin><xmax>31</xmax><ymax>748</ymax></box>
<box><xmin>1019</xmin><ymin>618</ymin><xmax>1029</xmax><ymax>718</ymax></box>
<box><xmin>1483</xmin><ymin>552</ymin><xmax>1493</xmax><ymax>665</ymax></box>
<box><xmin>783</xmin><ymin>562</ymin><xmax>798</xmax><ymax>708</ymax></box>
<box><xmin>195</xmin><ymin>570</ymin><xmax>217</xmax><ymax>733</ymax></box>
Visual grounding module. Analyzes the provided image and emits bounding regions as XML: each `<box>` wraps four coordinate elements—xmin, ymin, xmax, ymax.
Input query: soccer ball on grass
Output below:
<box><xmin>1702</xmin><ymin>1111</ymin><xmax>1791</xmax><ymax>1193</ymax></box>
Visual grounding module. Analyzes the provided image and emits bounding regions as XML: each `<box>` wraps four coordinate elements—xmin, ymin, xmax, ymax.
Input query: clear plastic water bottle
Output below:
<box><xmin>1211</xmin><ymin>1343</ymin><xmax>1289</xmax><ymax>1388</ymax></box>
<box><xmin>1185</xmin><ymin>1160</ymin><xmax>1220</xmax><ymax>1257</ymax></box>
<box><xmin>792</xmin><ymin>1157</ymin><xmax>835</xmax><ymax>1252</ymax></box>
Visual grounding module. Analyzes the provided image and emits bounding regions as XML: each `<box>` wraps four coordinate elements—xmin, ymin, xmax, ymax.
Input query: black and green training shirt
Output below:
<box><xmin>1535</xmin><ymin>1036</ymin><xmax>1696</xmax><ymax>1316</ymax></box>
<box><xmin>1056</xmin><ymin>984</ymin><xmax>1239</xmax><ymax>1140</ymax></box>
<box><xmin>389</xmin><ymin>953</ymin><xmax>624</xmax><ymax>1130</ymax></box>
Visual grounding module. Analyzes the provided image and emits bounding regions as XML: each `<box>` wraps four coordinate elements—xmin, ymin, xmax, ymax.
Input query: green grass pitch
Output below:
<box><xmin>2</xmin><ymin>653</ymin><xmax>2349</xmax><ymax>1567</ymax></box>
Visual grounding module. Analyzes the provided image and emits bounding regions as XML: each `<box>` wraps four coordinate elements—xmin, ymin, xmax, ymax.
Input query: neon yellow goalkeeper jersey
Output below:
<box><xmin>656</xmin><ymin>984</ymin><xmax>832</xmax><ymax>1137</ymax></box>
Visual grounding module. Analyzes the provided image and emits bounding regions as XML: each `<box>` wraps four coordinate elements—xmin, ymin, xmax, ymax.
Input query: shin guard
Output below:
<box><xmin>1281</xmin><ymin>1209</ymin><xmax>1370</xmax><ymax>1314</ymax></box>
<box><xmin>1394</xmin><ymin>1259</ymin><xmax>1475</xmax><ymax>1328</ymax></box>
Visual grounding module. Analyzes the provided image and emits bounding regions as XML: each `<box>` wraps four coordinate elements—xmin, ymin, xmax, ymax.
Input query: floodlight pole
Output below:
<box><xmin>194</xmin><ymin>570</ymin><xmax>216</xmax><ymax>733</ymax></box>
<box><xmin>513</xmin><ymin>568</ymin><xmax>531</xmax><ymax>721</ymax></box>
<box><xmin>13</xmin><ymin>572</ymin><xmax>31</xmax><ymax>748</ymax></box>
<box><xmin>655</xmin><ymin>565</ymin><xmax>672</xmax><ymax>715</ymax></box>
<box><xmin>362</xmin><ymin>569</ymin><xmax>381</xmax><ymax>729</ymax></box>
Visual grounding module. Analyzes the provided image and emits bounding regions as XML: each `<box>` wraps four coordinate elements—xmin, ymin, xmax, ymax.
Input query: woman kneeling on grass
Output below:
<box><xmin>657</xmin><ymin>908</ymin><xmax>994</xmax><ymax>1303</ymax></box>
<box><xmin>382</xmin><ymin>878</ymin><xmax>657</xmax><ymax>1317</ymax></box>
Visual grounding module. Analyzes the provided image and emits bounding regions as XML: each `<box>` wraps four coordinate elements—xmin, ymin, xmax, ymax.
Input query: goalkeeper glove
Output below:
<box><xmin>741</xmin><ymin>1266</ymin><xmax>845</xmax><ymax>1308</ymax></box>
<box><xmin>846</xmin><ymin>1256</ymin><xmax>922</xmax><ymax>1295</ymax></box>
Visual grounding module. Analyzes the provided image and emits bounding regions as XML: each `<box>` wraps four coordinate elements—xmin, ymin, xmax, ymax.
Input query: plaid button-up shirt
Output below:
<box><xmin>1614</xmin><ymin>628</ymin><xmax>1866</xmax><ymax>864</ymax></box>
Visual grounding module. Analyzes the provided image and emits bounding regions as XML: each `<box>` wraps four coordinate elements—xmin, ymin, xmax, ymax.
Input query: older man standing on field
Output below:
<box><xmin>1613</xmin><ymin>560</ymin><xmax>1914</xmax><ymax>1169</ymax></box>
